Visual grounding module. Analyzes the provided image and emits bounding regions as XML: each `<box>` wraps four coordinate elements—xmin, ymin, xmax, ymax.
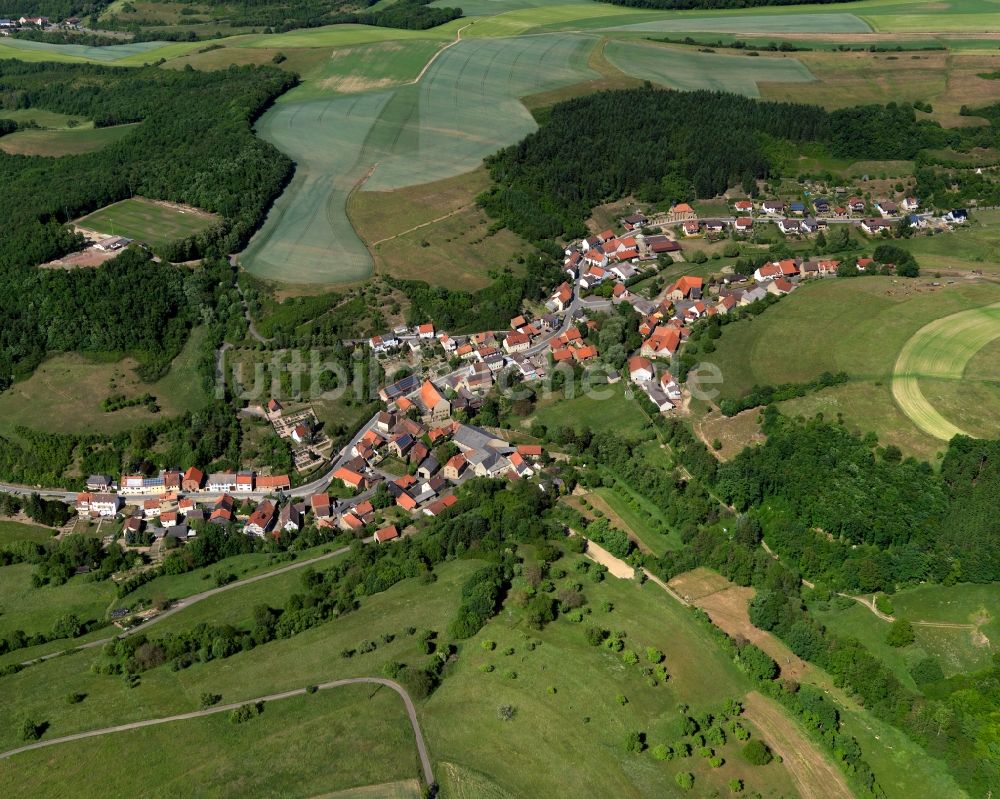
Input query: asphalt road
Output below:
<box><xmin>0</xmin><ymin>676</ymin><xmax>435</xmax><ymax>787</ymax></box>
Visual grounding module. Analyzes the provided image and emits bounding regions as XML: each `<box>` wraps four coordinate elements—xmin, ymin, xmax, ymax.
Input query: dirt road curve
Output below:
<box><xmin>743</xmin><ymin>692</ymin><xmax>854</xmax><ymax>799</ymax></box>
<box><xmin>0</xmin><ymin>677</ymin><xmax>435</xmax><ymax>787</ymax></box>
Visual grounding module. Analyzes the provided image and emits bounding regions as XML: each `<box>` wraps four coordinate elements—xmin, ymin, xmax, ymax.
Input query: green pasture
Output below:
<box><xmin>0</xmin><ymin>109</ymin><xmax>89</xmax><ymax>128</ymax></box>
<box><xmin>0</xmin><ymin>521</ymin><xmax>56</xmax><ymax>547</ymax></box>
<box><xmin>0</xmin><ymin>125</ymin><xmax>136</xmax><ymax>157</ymax></box>
<box><xmin>0</xmin><ymin>564</ymin><xmax>116</xmax><ymax>641</ymax></box>
<box><xmin>244</xmin><ymin>34</ymin><xmax>597</xmax><ymax>283</ymax></box>
<box><xmin>811</xmin><ymin>583</ymin><xmax>998</xmax><ymax>685</ymax></box>
<box><xmin>75</xmin><ymin>197</ymin><xmax>218</xmax><ymax>248</ymax></box>
<box><xmin>592</xmin><ymin>485</ymin><xmax>682</xmax><ymax>555</ymax></box>
<box><xmin>109</xmin><ymin>545</ymin><xmax>339</xmax><ymax>613</ymax></box>
<box><xmin>604</xmin><ymin>40</ymin><xmax>815</xmax><ymax>97</ymax></box>
<box><xmin>524</xmin><ymin>380</ymin><xmax>652</xmax><ymax>438</ymax></box>
<box><xmin>238</xmin><ymin>22</ymin><xmax>461</xmax><ymax>49</ymax></box>
<box><xmin>422</xmin><ymin>553</ymin><xmax>801</xmax><ymax>798</ymax></box>
<box><xmin>0</xmin><ymin>559</ymin><xmax>479</xmax><ymax>751</ymax></box>
<box><xmin>0</xmin><ymin>685</ymin><xmax>421</xmax><ymax>798</ymax></box>
<box><xmin>707</xmin><ymin>277</ymin><xmax>1000</xmax><ymax>458</ymax></box>
<box><xmin>838</xmin><ymin>703</ymin><xmax>968</xmax><ymax>799</ymax></box>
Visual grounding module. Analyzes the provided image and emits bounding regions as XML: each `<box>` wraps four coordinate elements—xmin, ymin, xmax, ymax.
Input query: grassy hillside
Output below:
<box><xmin>707</xmin><ymin>277</ymin><xmax>1000</xmax><ymax>460</ymax></box>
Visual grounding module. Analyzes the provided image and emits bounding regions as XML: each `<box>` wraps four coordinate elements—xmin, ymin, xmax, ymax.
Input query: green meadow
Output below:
<box><xmin>0</xmin><ymin>564</ymin><xmax>116</xmax><ymax>641</ymax></box>
<box><xmin>0</xmin><ymin>685</ymin><xmax>421</xmax><ymax>798</ymax></box>
<box><xmin>0</xmin><ymin>125</ymin><xmax>136</xmax><ymax>157</ymax></box>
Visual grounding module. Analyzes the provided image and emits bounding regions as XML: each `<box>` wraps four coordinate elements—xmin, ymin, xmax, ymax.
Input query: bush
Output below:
<box><xmin>709</xmin><ymin>756</ymin><xmax>724</xmax><ymax>768</ymax></box>
<box><xmin>481</xmin><ymin>640</ymin><xmax>496</xmax><ymax>651</ymax></box>
<box><xmin>652</xmin><ymin>743</ymin><xmax>673</xmax><ymax>760</ymax></box>
<box><xmin>742</xmin><ymin>739</ymin><xmax>773</xmax><ymax>765</ymax></box>
<box><xmin>910</xmin><ymin>656</ymin><xmax>945</xmax><ymax>685</ymax></box>
<box><xmin>624</xmin><ymin>730</ymin><xmax>646</xmax><ymax>753</ymax></box>
<box><xmin>306</xmin><ymin>684</ymin><xmax>318</xmax><ymax>694</ymax></box>
<box><xmin>199</xmin><ymin>692</ymin><xmax>222</xmax><ymax>708</ymax></box>
<box><xmin>621</xmin><ymin>650</ymin><xmax>639</xmax><ymax>666</ymax></box>
<box><xmin>886</xmin><ymin>619</ymin><xmax>915</xmax><ymax>647</ymax></box>
<box><xmin>497</xmin><ymin>704</ymin><xmax>516</xmax><ymax>721</ymax></box>
<box><xmin>675</xmin><ymin>771</ymin><xmax>695</xmax><ymax>790</ymax></box>
<box><xmin>66</xmin><ymin>692</ymin><xmax>86</xmax><ymax>705</ymax></box>
<box><xmin>645</xmin><ymin>647</ymin><xmax>664</xmax><ymax>664</ymax></box>
<box><xmin>230</xmin><ymin>702</ymin><xmax>263</xmax><ymax>725</ymax></box>
<box><xmin>729</xmin><ymin>778</ymin><xmax>744</xmax><ymax>793</ymax></box>
<box><xmin>20</xmin><ymin>717</ymin><xmax>44</xmax><ymax>741</ymax></box>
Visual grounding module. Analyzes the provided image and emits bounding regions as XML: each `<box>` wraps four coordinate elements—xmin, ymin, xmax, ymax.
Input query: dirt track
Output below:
<box><xmin>744</xmin><ymin>691</ymin><xmax>854</xmax><ymax>799</ymax></box>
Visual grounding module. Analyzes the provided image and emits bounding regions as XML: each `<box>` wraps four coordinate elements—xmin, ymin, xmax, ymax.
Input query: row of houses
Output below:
<box><xmin>107</xmin><ymin>468</ymin><xmax>291</xmax><ymax>497</ymax></box>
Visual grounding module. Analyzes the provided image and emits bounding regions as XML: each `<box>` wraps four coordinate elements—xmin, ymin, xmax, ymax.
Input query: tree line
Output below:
<box><xmin>480</xmin><ymin>87</ymin><xmax>982</xmax><ymax>241</ymax></box>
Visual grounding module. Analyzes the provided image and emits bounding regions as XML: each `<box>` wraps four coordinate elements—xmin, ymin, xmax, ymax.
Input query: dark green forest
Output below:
<box><xmin>480</xmin><ymin>88</ymin><xmax>979</xmax><ymax>241</ymax></box>
<box><xmin>0</xmin><ymin>60</ymin><xmax>294</xmax><ymax>388</ymax></box>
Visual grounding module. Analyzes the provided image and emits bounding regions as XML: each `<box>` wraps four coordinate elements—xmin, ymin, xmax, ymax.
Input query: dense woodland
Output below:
<box><xmin>0</xmin><ymin>60</ymin><xmax>294</xmax><ymax>388</ymax></box>
<box><xmin>481</xmin><ymin>88</ymin><xmax>982</xmax><ymax>241</ymax></box>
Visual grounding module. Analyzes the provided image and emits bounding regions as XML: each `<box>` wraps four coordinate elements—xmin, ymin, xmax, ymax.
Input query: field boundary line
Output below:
<box><xmin>0</xmin><ymin>677</ymin><xmax>435</xmax><ymax>786</ymax></box>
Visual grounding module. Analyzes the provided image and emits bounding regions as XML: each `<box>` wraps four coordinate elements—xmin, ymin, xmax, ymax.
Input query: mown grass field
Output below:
<box><xmin>891</xmin><ymin>301</ymin><xmax>1000</xmax><ymax>439</ymax></box>
<box><xmin>0</xmin><ymin>325</ymin><xmax>212</xmax><ymax>438</ymax></box>
<box><xmin>0</xmin><ymin>685</ymin><xmax>421</xmax><ymax>798</ymax></box>
<box><xmin>0</xmin><ymin>564</ymin><xmax>116</xmax><ymax>640</ymax></box>
<box><xmin>706</xmin><ymin>277</ymin><xmax>1000</xmax><ymax>459</ymax></box>
<box><xmin>349</xmin><ymin>168</ymin><xmax>529</xmax><ymax>290</ymax></box>
<box><xmin>75</xmin><ymin>197</ymin><xmax>219</xmax><ymax>248</ymax></box>
<box><xmin>0</xmin><ymin>124</ymin><xmax>136</xmax><ymax>157</ymax></box>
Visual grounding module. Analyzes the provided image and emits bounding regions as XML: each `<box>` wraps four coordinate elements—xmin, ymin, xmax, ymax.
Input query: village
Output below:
<box><xmin>63</xmin><ymin>188</ymin><xmax>965</xmax><ymax>567</ymax></box>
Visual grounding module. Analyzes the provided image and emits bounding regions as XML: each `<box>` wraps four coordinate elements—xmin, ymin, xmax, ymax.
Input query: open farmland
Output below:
<box><xmin>243</xmin><ymin>33</ymin><xmax>598</xmax><ymax>283</ymax></box>
<box><xmin>706</xmin><ymin>277</ymin><xmax>1000</xmax><ymax>459</ymax></box>
<box><xmin>0</xmin><ymin>125</ymin><xmax>136</xmax><ymax>157</ymax></box>
<box><xmin>75</xmin><ymin>197</ymin><xmax>219</xmax><ymax>248</ymax></box>
<box><xmin>0</xmin><ymin>36</ymin><xmax>195</xmax><ymax>64</ymax></box>
<box><xmin>604</xmin><ymin>39</ymin><xmax>815</xmax><ymax>97</ymax></box>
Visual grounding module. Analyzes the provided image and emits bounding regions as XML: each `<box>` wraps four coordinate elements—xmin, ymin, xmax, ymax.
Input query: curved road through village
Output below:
<box><xmin>0</xmin><ymin>677</ymin><xmax>435</xmax><ymax>788</ymax></box>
